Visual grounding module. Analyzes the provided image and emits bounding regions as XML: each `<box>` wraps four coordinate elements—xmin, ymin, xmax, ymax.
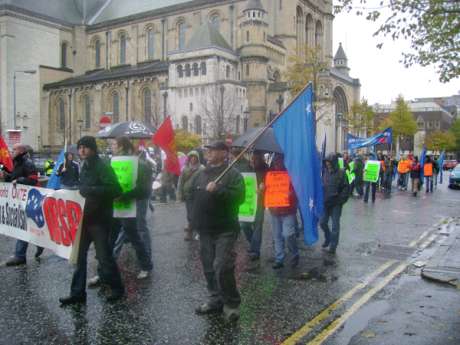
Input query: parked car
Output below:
<box><xmin>448</xmin><ymin>164</ymin><xmax>460</xmax><ymax>189</ymax></box>
<box><xmin>443</xmin><ymin>159</ymin><xmax>458</xmax><ymax>170</ymax></box>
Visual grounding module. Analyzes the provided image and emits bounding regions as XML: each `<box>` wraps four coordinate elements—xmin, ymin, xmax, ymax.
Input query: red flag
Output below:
<box><xmin>152</xmin><ymin>116</ymin><xmax>180</xmax><ymax>176</ymax></box>
<box><xmin>0</xmin><ymin>136</ymin><xmax>13</xmax><ymax>172</ymax></box>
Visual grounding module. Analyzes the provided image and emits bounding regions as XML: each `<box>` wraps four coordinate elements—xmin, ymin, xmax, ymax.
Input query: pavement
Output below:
<box><xmin>0</xmin><ymin>182</ymin><xmax>459</xmax><ymax>345</ymax></box>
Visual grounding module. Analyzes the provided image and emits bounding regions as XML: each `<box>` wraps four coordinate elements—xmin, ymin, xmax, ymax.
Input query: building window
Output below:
<box><xmin>190</xmin><ymin>88</ymin><xmax>193</xmax><ymax>97</ymax></box>
<box><xmin>193</xmin><ymin>63</ymin><xmax>199</xmax><ymax>76</ymax></box>
<box><xmin>58</xmin><ymin>98</ymin><xmax>65</xmax><ymax>130</ymax></box>
<box><xmin>119</xmin><ymin>33</ymin><xmax>127</xmax><ymax>64</ymax></box>
<box><xmin>189</xmin><ymin>103</ymin><xmax>193</xmax><ymax>112</ymax></box>
<box><xmin>201</xmin><ymin>61</ymin><xmax>207</xmax><ymax>75</ymax></box>
<box><xmin>178</xmin><ymin>89</ymin><xmax>182</xmax><ymax>98</ymax></box>
<box><xmin>246</xmin><ymin>31</ymin><xmax>250</xmax><ymax>42</ymax></box>
<box><xmin>195</xmin><ymin>115</ymin><xmax>202</xmax><ymax>135</ymax></box>
<box><xmin>279</xmin><ymin>0</ymin><xmax>283</xmax><ymax>10</ymax></box>
<box><xmin>246</xmin><ymin>64</ymin><xmax>250</xmax><ymax>76</ymax></box>
<box><xmin>181</xmin><ymin>115</ymin><xmax>188</xmax><ymax>131</ymax></box>
<box><xmin>177</xmin><ymin>65</ymin><xmax>183</xmax><ymax>78</ymax></box>
<box><xmin>95</xmin><ymin>39</ymin><xmax>101</xmax><ymax>68</ymax></box>
<box><xmin>112</xmin><ymin>92</ymin><xmax>120</xmax><ymax>122</ymax></box>
<box><xmin>185</xmin><ymin>63</ymin><xmax>191</xmax><ymax>77</ymax></box>
<box><xmin>236</xmin><ymin>115</ymin><xmax>241</xmax><ymax>134</ymax></box>
<box><xmin>143</xmin><ymin>88</ymin><xmax>152</xmax><ymax>124</ymax></box>
<box><xmin>84</xmin><ymin>95</ymin><xmax>91</xmax><ymax>129</ymax></box>
<box><xmin>178</xmin><ymin>21</ymin><xmax>186</xmax><ymax>49</ymax></box>
<box><xmin>210</xmin><ymin>14</ymin><xmax>220</xmax><ymax>31</ymax></box>
<box><xmin>147</xmin><ymin>29</ymin><xmax>155</xmax><ymax>59</ymax></box>
<box><xmin>61</xmin><ymin>42</ymin><xmax>68</xmax><ymax>68</ymax></box>
<box><xmin>226</xmin><ymin>65</ymin><xmax>231</xmax><ymax>78</ymax></box>
<box><xmin>184</xmin><ymin>88</ymin><xmax>188</xmax><ymax>97</ymax></box>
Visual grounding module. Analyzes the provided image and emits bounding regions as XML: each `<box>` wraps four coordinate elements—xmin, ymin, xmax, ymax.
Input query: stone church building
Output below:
<box><xmin>0</xmin><ymin>0</ymin><xmax>360</xmax><ymax>152</ymax></box>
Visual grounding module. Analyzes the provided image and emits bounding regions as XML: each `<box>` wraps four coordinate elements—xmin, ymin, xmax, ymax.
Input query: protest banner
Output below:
<box><xmin>0</xmin><ymin>183</ymin><xmax>85</xmax><ymax>260</ymax></box>
<box><xmin>111</xmin><ymin>156</ymin><xmax>138</xmax><ymax>218</ymax></box>
<box><xmin>363</xmin><ymin>160</ymin><xmax>381</xmax><ymax>183</ymax></box>
<box><xmin>264</xmin><ymin>171</ymin><xmax>291</xmax><ymax>208</ymax></box>
<box><xmin>238</xmin><ymin>173</ymin><xmax>258</xmax><ymax>222</ymax></box>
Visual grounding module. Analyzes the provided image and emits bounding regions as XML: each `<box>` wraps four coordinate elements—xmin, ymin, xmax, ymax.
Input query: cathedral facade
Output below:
<box><xmin>0</xmin><ymin>0</ymin><xmax>360</xmax><ymax>152</ymax></box>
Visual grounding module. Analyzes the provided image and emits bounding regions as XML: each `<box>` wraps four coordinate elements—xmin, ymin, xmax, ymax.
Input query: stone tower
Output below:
<box><xmin>333</xmin><ymin>42</ymin><xmax>350</xmax><ymax>76</ymax></box>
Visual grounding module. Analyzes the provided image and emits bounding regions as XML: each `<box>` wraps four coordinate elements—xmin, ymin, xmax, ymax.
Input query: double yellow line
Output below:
<box><xmin>282</xmin><ymin>227</ymin><xmax>439</xmax><ymax>345</ymax></box>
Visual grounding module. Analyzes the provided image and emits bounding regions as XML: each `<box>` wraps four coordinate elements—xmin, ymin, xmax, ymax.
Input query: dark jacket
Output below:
<box><xmin>57</xmin><ymin>160</ymin><xmax>80</xmax><ymax>187</ymax></box>
<box><xmin>178</xmin><ymin>163</ymin><xmax>204</xmax><ymax>201</ymax></box>
<box><xmin>191</xmin><ymin>164</ymin><xmax>245</xmax><ymax>234</ymax></box>
<box><xmin>5</xmin><ymin>152</ymin><xmax>38</xmax><ymax>186</ymax></box>
<box><xmin>79</xmin><ymin>154</ymin><xmax>122</xmax><ymax>225</ymax></box>
<box><xmin>122</xmin><ymin>159</ymin><xmax>153</xmax><ymax>200</ymax></box>
<box><xmin>353</xmin><ymin>157</ymin><xmax>364</xmax><ymax>181</ymax></box>
<box><xmin>233</xmin><ymin>157</ymin><xmax>252</xmax><ymax>173</ymax></box>
<box><xmin>323</xmin><ymin>155</ymin><xmax>349</xmax><ymax>208</ymax></box>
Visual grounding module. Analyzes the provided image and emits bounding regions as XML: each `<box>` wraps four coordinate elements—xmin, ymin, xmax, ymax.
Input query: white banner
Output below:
<box><xmin>0</xmin><ymin>183</ymin><xmax>85</xmax><ymax>260</ymax></box>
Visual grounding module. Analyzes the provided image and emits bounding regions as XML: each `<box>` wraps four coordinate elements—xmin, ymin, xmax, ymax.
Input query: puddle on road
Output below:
<box><xmin>331</xmin><ymin>300</ymin><xmax>390</xmax><ymax>345</ymax></box>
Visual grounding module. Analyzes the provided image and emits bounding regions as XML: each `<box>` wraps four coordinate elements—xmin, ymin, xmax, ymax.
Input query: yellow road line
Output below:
<box><xmin>409</xmin><ymin>230</ymin><xmax>430</xmax><ymax>247</ymax></box>
<box><xmin>281</xmin><ymin>260</ymin><xmax>396</xmax><ymax>345</ymax></box>
<box><xmin>307</xmin><ymin>262</ymin><xmax>408</xmax><ymax>345</ymax></box>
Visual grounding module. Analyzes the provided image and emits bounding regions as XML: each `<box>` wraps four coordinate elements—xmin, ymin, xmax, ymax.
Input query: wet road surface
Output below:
<box><xmin>0</xmin><ymin>183</ymin><xmax>459</xmax><ymax>345</ymax></box>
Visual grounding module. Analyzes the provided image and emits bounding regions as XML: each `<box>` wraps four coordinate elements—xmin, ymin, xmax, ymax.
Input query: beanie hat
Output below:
<box><xmin>77</xmin><ymin>136</ymin><xmax>98</xmax><ymax>152</ymax></box>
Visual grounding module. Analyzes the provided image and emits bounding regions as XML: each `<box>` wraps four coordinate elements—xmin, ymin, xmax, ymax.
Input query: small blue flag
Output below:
<box><xmin>419</xmin><ymin>145</ymin><xmax>427</xmax><ymax>185</ymax></box>
<box><xmin>46</xmin><ymin>149</ymin><xmax>65</xmax><ymax>190</ymax></box>
<box><xmin>272</xmin><ymin>84</ymin><xmax>324</xmax><ymax>245</ymax></box>
<box><xmin>438</xmin><ymin>151</ymin><xmax>445</xmax><ymax>184</ymax></box>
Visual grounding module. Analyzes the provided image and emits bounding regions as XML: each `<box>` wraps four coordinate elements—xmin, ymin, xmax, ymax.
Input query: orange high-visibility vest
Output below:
<box><xmin>424</xmin><ymin>163</ymin><xmax>433</xmax><ymax>177</ymax></box>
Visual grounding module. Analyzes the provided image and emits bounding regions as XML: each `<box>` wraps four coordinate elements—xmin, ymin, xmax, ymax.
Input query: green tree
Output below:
<box><xmin>449</xmin><ymin>118</ymin><xmax>460</xmax><ymax>151</ymax></box>
<box><xmin>348</xmin><ymin>98</ymin><xmax>375</xmax><ymax>136</ymax></box>
<box><xmin>335</xmin><ymin>0</ymin><xmax>460</xmax><ymax>82</ymax></box>
<box><xmin>425</xmin><ymin>130</ymin><xmax>456</xmax><ymax>152</ymax></box>
<box><xmin>379</xmin><ymin>95</ymin><xmax>417</xmax><ymax>153</ymax></box>
<box><xmin>174</xmin><ymin>129</ymin><xmax>201</xmax><ymax>153</ymax></box>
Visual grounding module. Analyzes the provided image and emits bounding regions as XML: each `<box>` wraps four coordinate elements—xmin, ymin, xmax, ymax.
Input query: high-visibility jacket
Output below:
<box><xmin>424</xmin><ymin>162</ymin><xmax>433</xmax><ymax>177</ymax></box>
<box><xmin>397</xmin><ymin>159</ymin><xmax>411</xmax><ymax>174</ymax></box>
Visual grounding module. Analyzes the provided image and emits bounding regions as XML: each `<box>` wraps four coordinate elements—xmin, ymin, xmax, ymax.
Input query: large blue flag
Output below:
<box><xmin>46</xmin><ymin>149</ymin><xmax>65</xmax><ymax>190</ymax></box>
<box><xmin>438</xmin><ymin>151</ymin><xmax>445</xmax><ymax>184</ymax></box>
<box><xmin>419</xmin><ymin>145</ymin><xmax>427</xmax><ymax>185</ymax></box>
<box><xmin>272</xmin><ymin>84</ymin><xmax>324</xmax><ymax>245</ymax></box>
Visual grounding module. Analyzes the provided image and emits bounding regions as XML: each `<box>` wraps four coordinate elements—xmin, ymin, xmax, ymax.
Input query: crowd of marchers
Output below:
<box><xmin>0</xmin><ymin>138</ymin><xmax>447</xmax><ymax>322</ymax></box>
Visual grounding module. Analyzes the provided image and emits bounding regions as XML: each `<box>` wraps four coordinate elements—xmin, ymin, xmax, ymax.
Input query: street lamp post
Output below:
<box><xmin>219</xmin><ymin>85</ymin><xmax>225</xmax><ymax>139</ymax></box>
<box><xmin>13</xmin><ymin>69</ymin><xmax>36</xmax><ymax>129</ymax></box>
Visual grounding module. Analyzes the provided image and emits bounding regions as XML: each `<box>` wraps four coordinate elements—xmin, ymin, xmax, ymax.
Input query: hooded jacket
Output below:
<box><xmin>5</xmin><ymin>152</ymin><xmax>38</xmax><ymax>186</ymax></box>
<box><xmin>178</xmin><ymin>151</ymin><xmax>204</xmax><ymax>201</ymax></box>
<box><xmin>322</xmin><ymin>154</ymin><xmax>349</xmax><ymax>208</ymax></box>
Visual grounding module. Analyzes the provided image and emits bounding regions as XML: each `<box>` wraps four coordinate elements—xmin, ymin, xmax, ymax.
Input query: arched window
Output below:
<box><xmin>58</xmin><ymin>98</ymin><xmax>65</xmax><ymax>130</ymax></box>
<box><xmin>210</xmin><ymin>14</ymin><xmax>220</xmax><ymax>31</ymax></box>
<box><xmin>306</xmin><ymin>14</ymin><xmax>313</xmax><ymax>47</ymax></box>
<box><xmin>246</xmin><ymin>31</ymin><xmax>250</xmax><ymax>42</ymax></box>
<box><xmin>178</xmin><ymin>21</ymin><xmax>186</xmax><ymax>50</ymax></box>
<box><xmin>195</xmin><ymin>115</ymin><xmax>202</xmax><ymax>135</ymax></box>
<box><xmin>181</xmin><ymin>115</ymin><xmax>188</xmax><ymax>131</ymax></box>
<box><xmin>95</xmin><ymin>39</ymin><xmax>101</xmax><ymax>68</ymax></box>
<box><xmin>236</xmin><ymin>115</ymin><xmax>241</xmax><ymax>134</ymax></box>
<box><xmin>112</xmin><ymin>92</ymin><xmax>120</xmax><ymax>123</ymax></box>
<box><xmin>84</xmin><ymin>95</ymin><xmax>91</xmax><ymax>129</ymax></box>
<box><xmin>246</xmin><ymin>64</ymin><xmax>250</xmax><ymax>76</ymax></box>
<box><xmin>61</xmin><ymin>42</ymin><xmax>68</xmax><ymax>68</ymax></box>
<box><xmin>119</xmin><ymin>33</ymin><xmax>127</xmax><ymax>64</ymax></box>
<box><xmin>177</xmin><ymin>65</ymin><xmax>183</xmax><ymax>78</ymax></box>
<box><xmin>143</xmin><ymin>88</ymin><xmax>152</xmax><ymax>124</ymax></box>
<box><xmin>226</xmin><ymin>65</ymin><xmax>231</xmax><ymax>78</ymax></box>
<box><xmin>315</xmin><ymin>20</ymin><xmax>323</xmax><ymax>48</ymax></box>
<box><xmin>185</xmin><ymin>63</ymin><xmax>191</xmax><ymax>77</ymax></box>
<box><xmin>147</xmin><ymin>29</ymin><xmax>155</xmax><ymax>60</ymax></box>
<box><xmin>192</xmin><ymin>63</ymin><xmax>199</xmax><ymax>76</ymax></box>
<box><xmin>200</xmin><ymin>62</ymin><xmax>207</xmax><ymax>75</ymax></box>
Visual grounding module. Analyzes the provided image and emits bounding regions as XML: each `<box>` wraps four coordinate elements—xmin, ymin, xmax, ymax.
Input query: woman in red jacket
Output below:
<box><xmin>410</xmin><ymin>156</ymin><xmax>421</xmax><ymax>197</ymax></box>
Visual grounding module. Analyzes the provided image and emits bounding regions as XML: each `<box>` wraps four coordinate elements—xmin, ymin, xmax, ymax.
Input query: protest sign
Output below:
<box><xmin>0</xmin><ymin>183</ymin><xmax>85</xmax><ymax>260</ymax></box>
<box><xmin>111</xmin><ymin>156</ymin><xmax>138</xmax><ymax>218</ymax></box>
<box><xmin>346</xmin><ymin>161</ymin><xmax>356</xmax><ymax>184</ymax></box>
<box><xmin>264</xmin><ymin>171</ymin><xmax>291</xmax><ymax>208</ymax></box>
<box><xmin>238</xmin><ymin>173</ymin><xmax>258</xmax><ymax>222</ymax></box>
<box><xmin>363</xmin><ymin>160</ymin><xmax>381</xmax><ymax>183</ymax></box>
<box><xmin>338</xmin><ymin>157</ymin><xmax>344</xmax><ymax>170</ymax></box>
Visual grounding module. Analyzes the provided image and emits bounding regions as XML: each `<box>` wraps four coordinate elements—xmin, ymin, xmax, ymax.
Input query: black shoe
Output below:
<box><xmin>322</xmin><ymin>241</ymin><xmax>330</xmax><ymax>248</ymax></box>
<box><xmin>272</xmin><ymin>262</ymin><xmax>284</xmax><ymax>269</ymax></box>
<box><xmin>5</xmin><ymin>257</ymin><xmax>26</xmax><ymax>266</ymax></box>
<box><xmin>195</xmin><ymin>302</ymin><xmax>223</xmax><ymax>315</ymax></box>
<box><xmin>59</xmin><ymin>295</ymin><xmax>86</xmax><ymax>306</ymax></box>
<box><xmin>106</xmin><ymin>289</ymin><xmax>124</xmax><ymax>303</ymax></box>
<box><xmin>328</xmin><ymin>248</ymin><xmax>337</xmax><ymax>255</ymax></box>
<box><xmin>291</xmin><ymin>256</ymin><xmax>299</xmax><ymax>268</ymax></box>
<box><xmin>35</xmin><ymin>247</ymin><xmax>44</xmax><ymax>259</ymax></box>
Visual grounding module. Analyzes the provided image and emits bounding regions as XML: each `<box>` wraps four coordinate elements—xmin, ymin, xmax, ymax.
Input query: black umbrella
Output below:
<box><xmin>97</xmin><ymin>121</ymin><xmax>155</xmax><ymax>139</ymax></box>
<box><xmin>232</xmin><ymin>127</ymin><xmax>283</xmax><ymax>153</ymax></box>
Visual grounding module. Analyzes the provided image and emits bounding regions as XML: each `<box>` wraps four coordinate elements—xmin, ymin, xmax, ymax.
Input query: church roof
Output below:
<box><xmin>244</xmin><ymin>0</ymin><xmax>266</xmax><ymax>12</ymax></box>
<box><xmin>334</xmin><ymin>43</ymin><xmax>348</xmax><ymax>61</ymax></box>
<box><xmin>44</xmin><ymin>61</ymin><xmax>169</xmax><ymax>89</ymax></box>
<box><xmin>185</xmin><ymin>22</ymin><xmax>233</xmax><ymax>52</ymax></box>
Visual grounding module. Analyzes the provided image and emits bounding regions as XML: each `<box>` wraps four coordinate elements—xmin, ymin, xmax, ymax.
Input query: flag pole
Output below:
<box><xmin>214</xmin><ymin>82</ymin><xmax>313</xmax><ymax>183</ymax></box>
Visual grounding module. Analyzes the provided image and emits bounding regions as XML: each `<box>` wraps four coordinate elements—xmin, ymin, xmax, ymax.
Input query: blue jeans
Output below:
<box><xmin>270</xmin><ymin>213</ymin><xmax>298</xmax><ymax>264</ymax></box>
<box><xmin>425</xmin><ymin>176</ymin><xmax>433</xmax><ymax>193</ymax></box>
<box><xmin>241</xmin><ymin>207</ymin><xmax>264</xmax><ymax>257</ymax></box>
<box><xmin>320</xmin><ymin>204</ymin><xmax>343</xmax><ymax>250</ymax></box>
<box><xmin>364</xmin><ymin>182</ymin><xmax>377</xmax><ymax>203</ymax></box>
<box><xmin>15</xmin><ymin>240</ymin><xmax>29</xmax><ymax>260</ymax></box>
<box><xmin>113</xmin><ymin>199</ymin><xmax>152</xmax><ymax>266</ymax></box>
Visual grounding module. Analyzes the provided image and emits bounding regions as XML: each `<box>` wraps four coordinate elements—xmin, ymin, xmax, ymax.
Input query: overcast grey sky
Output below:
<box><xmin>333</xmin><ymin>11</ymin><xmax>460</xmax><ymax>105</ymax></box>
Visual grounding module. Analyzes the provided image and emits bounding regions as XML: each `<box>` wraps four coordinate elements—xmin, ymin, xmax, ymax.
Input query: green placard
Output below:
<box><xmin>347</xmin><ymin>161</ymin><xmax>355</xmax><ymax>184</ymax></box>
<box><xmin>239</xmin><ymin>173</ymin><xmax>258</xmax><ymax>222</ymax></box>
<box><xmin>338</xmin><ymin>157</ymin><xmax>344</xmax><ymax>170</ymax></box>
<box><xmin>363</xmin><ymin>160</ymin><xmax>381</xmax><ymax>183</ymax></box>
<box><xmin>111</xmin><ymin>156</ymin><xmax>138</xmax><ymax>217</ymax></box>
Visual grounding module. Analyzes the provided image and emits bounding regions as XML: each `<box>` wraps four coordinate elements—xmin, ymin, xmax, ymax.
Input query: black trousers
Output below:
<box><xmin>70</xmin><ymin>220</ymin><xmax>124</xmax><ymax>297</ymax></box>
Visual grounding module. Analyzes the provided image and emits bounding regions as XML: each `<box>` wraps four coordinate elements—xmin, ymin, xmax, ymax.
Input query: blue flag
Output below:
<box><xmin>438</xmin><ymin>151</ymin><xmax>445</xmax><ymax>184</ymax></box>
<box><xmin>347</xmin><ymin>128</ymin><xmax>392</xmax><ymax>150</ymax></box>
<box><xmin>419</xmin><ymin>145</ymin><xmax>427</xmax><ymax>185</ymax></box>
<box><xmin>272</xmin><ymin>84</ymin><xmax>324</xmax><ymax>245</ymax></box>
<box><xmin>321</xmin><ymin>134</ymin><xmax>327</xmax><ymax>177</ymax></box>
<box><xmin>46</xmin><ymin>149</ymin><xmax>65</xmax><ymax>190</ymax></box>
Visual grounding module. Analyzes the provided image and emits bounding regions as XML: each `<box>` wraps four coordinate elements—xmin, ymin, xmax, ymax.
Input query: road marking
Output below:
<box><xmin>307</xmin><ymin>262</ymin><xmax>408</xmax><ymax>345</ymax></box>
<box><xmin>280</xmin><ymin>260</ymin><xmax>396</xmax><ymax>345</ymax></box>
<box><xmin>409</xmin><ymin>230</ymin><xmax>429</xmax><ymax>247</ymax></box>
